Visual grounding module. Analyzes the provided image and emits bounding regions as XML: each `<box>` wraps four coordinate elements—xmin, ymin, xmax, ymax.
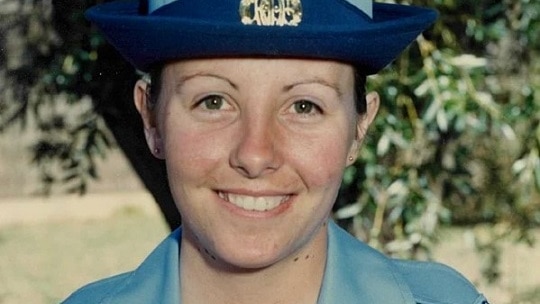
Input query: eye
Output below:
<box><xmin>196</xmin><ymin>94</ymin><xmax>228</xmax><ymax>110</ymax></box>
<box><xmin>292</xmin><ymin>100</ymin><xmax>322</xmax><ymax>115</ymax></box>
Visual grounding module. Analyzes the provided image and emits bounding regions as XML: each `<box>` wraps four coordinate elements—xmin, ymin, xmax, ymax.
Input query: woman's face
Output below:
<box><xmin>136</xmin><ymin>58</ymin><xmax>377</xmax><ymax>270</ymax></box>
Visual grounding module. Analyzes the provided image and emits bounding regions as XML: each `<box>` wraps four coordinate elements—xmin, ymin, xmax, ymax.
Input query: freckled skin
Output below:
<box><xmin>152</xmin><ymin>58</ymin><xmax>360</xmax><ymax>269</ymax></box>
<box><xmin>134</xmin><ymin>58</ymin><xmax>380</xmax><ymax>303</ymax></box>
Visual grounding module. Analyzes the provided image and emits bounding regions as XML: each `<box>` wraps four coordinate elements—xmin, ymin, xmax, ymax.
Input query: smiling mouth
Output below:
<box><xmin>217</xmin><ymin>191</ymin><xmax>289</xmax><ymax>212</ymax></box>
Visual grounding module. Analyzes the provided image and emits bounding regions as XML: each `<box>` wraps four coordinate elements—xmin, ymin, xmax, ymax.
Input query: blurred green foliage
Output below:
<box><xmin>335</xmin><ymin>0</ymin><xmax>540</xmax><ymax>283</ymax></box>
<box><xmin>0</xmin><ymin>0</ymin><xmax>113</xmax><ymax>194</ymax></box>
<box><xmin>1</xmin><ymin>0</ymin><xmax>539</xmax><ymax>285</ymax></box>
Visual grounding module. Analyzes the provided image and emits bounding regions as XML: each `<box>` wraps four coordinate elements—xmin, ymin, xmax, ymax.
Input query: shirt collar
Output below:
<box><xmin>317</xmin><ymin>221</ymin><xmax>416</xmax><ymax>303</ymax></box>
<box><xmin>113</xmin><ymin>228</ymin><xmax>181</xmax><ymax>303</ymax></box>
<box><xmin>114</xmin><ymin>221</ymin><xmax>414</xmax><ymax>303</ymax></box>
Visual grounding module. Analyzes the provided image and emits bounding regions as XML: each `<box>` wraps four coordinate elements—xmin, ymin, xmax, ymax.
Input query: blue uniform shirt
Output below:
<box><xmin>63</xmin><ymin>221</ymin><xmax>489</xmax><ymax>303</ymax></box>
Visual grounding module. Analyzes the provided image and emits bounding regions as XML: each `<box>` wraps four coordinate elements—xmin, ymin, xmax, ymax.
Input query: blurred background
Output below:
<box><xmin>1</xmin><ymin>0</ymin><xmax>539</xmax><ymax>303</ymax></box>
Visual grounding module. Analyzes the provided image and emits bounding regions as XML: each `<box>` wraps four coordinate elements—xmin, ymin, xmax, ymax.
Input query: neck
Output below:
<box><xmin>179</xmin><ymin>225</ymin><xmax>328</xmax><ymax>304</ymax></box>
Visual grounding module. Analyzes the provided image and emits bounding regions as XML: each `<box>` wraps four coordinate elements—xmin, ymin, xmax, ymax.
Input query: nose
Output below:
<box><xmin>230</xmin><ymin>114</ymin><xmax>280</xmax><ymax>178</ymax></box>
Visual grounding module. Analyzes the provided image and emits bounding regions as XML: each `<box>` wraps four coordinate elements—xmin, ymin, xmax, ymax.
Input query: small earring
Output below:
<box><xmin>348</xmin><ymin>156</ymin><xmax>354</xmax><ymax>162</ymax></box>
<box><xmin>154</xmin><ymin>147</ymin><xmax>160</xmax><ymax>155</ymax></box>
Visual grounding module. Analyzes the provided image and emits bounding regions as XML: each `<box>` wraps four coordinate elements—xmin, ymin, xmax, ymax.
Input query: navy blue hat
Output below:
<box><xmin>86</xmin><ymin>0</ymin><xmax>437</xmax><ymax>74</ymax></box>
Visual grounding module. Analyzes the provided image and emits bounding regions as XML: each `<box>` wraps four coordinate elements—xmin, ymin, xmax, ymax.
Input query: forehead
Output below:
<box><xmin>160</xmin><ymin>58</ymin><xmax>355</xmax><ymax>88</ymax></box>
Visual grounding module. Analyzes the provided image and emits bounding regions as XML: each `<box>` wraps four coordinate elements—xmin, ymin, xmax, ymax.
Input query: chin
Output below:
<box><xmin>227</xmin><ymin>244</ymin><xmax>279</xmax><ymax>266</ymax></box>
<box><xmin>219</xmin><ymin>250</ymin><xmax>284</xmax><ymax>271</ymax></box>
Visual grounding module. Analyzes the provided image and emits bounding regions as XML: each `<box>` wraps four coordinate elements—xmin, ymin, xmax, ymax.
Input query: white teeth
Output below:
<box><xmin>220</xmin><ymin>192</ymin><xmax>286</xmax><ymax>211</ymax></box>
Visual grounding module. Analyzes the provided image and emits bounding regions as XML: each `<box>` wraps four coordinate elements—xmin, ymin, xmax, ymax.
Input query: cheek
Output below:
<box><xmin>311</xmin><ymin>145</ymin><xmax>348</xmax><ymax>189</ymax></box>
<box><xmin>162</xmin><ymin>125</ymin><xmax>227</xmax><ymax>225</ymax></box>
<box><xmin>159</xmin><ymin>109</ymin><xmax>227</xmax><ymax>186</ymax></box>
<box><xmin>164</xmin><ymin>130</ymin><xmax>222</xmax><ymax>179</ymax></box>
<box><xmin>286</xmin><ymin>129</ymin><xmax>353</xmax><ymax>190</ymax></box>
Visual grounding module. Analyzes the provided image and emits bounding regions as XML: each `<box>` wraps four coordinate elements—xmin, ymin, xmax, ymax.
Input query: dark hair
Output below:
<box><xmin>145</xmin><ymin>64</ymin><xmax>367</xmax><ymax>115</ymax></box>
<box><xmin>145</xmin><ymin>65</ymin><xmax>163</xmax><ymax>110</ymax></box>
<box><xmin>353</xmin><ymin>70</ymin><xmax>367</xmax><ymax>115</ymax></box>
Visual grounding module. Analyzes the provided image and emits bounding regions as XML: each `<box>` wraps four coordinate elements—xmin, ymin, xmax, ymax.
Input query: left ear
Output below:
<box><xmin>347</xmin><ymin>91</ymin><xmax>380</xmax><ymax>165</ymax></box>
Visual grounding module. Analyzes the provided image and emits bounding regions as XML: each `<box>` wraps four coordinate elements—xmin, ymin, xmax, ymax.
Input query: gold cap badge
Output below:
<box><xmin>239</xmin><ymin>0</ymin><xmax>303</xmax><ymax>27</ymax></box>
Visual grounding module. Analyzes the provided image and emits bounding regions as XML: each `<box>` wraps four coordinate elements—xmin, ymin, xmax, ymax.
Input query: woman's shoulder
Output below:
<box><xmin>61</xmin><ymin>272</ymin><xmax>132</xmax><ymax>303</ymax></box>
<box><xmin>61</xmin><ymin>228</ymin><xmax>182</xmax><ymax>303</ymax></box>
<box><xmin>325</xmin><ymin>221</ymin><xmax>489</xmax><ymax>303</ymax></box>
<box><xmin>391</xmin><ymin>259</ymin><xmax>490</xmax><ymax>304</ymax></box>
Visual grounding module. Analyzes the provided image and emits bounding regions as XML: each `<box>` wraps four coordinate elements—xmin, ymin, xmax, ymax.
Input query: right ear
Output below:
<box><xmin>134</xmin><ymin>79</ymin><xmax>164</xmax><ymax>159</ymax></box>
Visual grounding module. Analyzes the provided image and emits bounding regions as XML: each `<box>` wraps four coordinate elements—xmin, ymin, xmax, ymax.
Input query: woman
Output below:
<box><xmin>64</xmin><ymin>0</ymin><xmax>489</xmax><ymax>303</ymax></box>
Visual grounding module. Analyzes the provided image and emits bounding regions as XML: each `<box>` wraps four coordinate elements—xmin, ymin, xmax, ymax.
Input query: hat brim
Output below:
<box><xmin>86</xmin><ymin>0</ymin><xmax>437</xmax><ymax>74</ymax></box>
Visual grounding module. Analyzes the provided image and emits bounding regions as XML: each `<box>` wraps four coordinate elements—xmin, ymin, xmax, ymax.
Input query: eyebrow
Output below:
<box><xmin>174</xmin><ymin>72</ymin><xmax>238</xmax><ymax>93</ymax></box>
<box><xmin>283</xmin><ymin>77</ymin><xmax>344</xmax><ymax>98</ymax></box>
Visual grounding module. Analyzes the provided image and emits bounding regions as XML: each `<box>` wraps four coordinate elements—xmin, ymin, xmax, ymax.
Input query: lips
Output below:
<box><xmin>217</xmin><ymin>191</ymin><xmax>289</xmax><ymax>212</ymax></box>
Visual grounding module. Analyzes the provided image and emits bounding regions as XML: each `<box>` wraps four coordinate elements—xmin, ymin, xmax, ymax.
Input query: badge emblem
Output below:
<box><xmin>239</xmin><ymin>0</ymin><xmax>302</xmax><ymax>27</ymax></box>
